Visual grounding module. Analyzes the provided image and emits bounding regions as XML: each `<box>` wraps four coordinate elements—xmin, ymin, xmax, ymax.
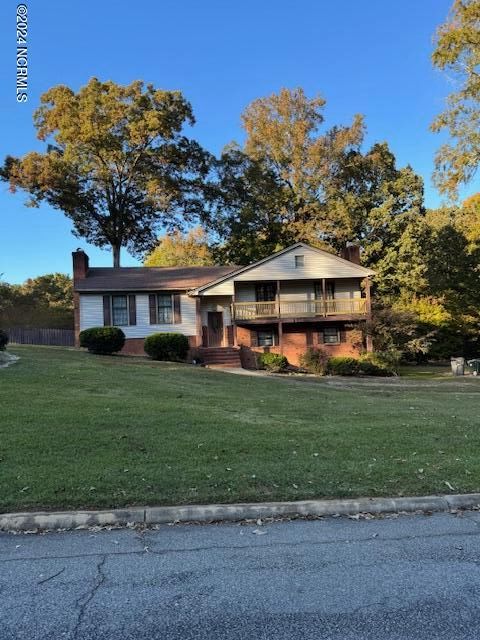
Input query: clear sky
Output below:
<box><xmin>0</xmin><ymin>0</ymin><xmax>471</xmax><ymax>283</ymax></box>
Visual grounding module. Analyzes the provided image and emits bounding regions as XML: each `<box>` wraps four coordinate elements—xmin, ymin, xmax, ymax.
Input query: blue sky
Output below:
<box><xmin>0</xmin><ymin>0</ymin><xmax>469</xmax><ymax>282</ymax></box>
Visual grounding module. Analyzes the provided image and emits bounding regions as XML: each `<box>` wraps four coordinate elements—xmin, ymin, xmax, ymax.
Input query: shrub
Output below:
<box><xmin>79</xmin><ymin>327</ymin><xmax>125</xmax><ymax>355</ymax></box>
<box><xmin>144</xmin><ymin>332</ymin><xmax>189</xmax><ymax>361</ymax></box>
<box><xmin>358</xmin><ymin>358</ymin><xmax>392</xmax><ymax>377</ymax></box>
<box><xmin>327</xmin><ymin>357</ymin><xmax>360</xmax><ymax>376</ymax></box>
<box><xmin>362</xmin><ymin>350</ymin><xmax>400</xmax><ymax>374</ymax></box>
<box><xmin>299</xmin><ymin>347</ymin><xmax>329</xmax><ymax>375</ymax></box>
<box><xmin>0</xmin><ymin>329</ymin><xmax>9</xmax><ymax>351</ymax></box>
<box><xmin>258</xmin><ymin>352</ymin><xmax>289</xmax><ymax>373</ymax></box>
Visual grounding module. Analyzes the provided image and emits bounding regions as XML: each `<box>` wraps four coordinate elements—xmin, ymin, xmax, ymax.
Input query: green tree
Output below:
<box><xmin>431</xmin><ymin>0</ymin><xmax>480</xmax><ymax>196</ymax></box>
<box><xmin>209</xmin><ymin>89</ymin><xmax>425</xmax><ymax>285</ymax></box>
<box><xmin>1</xmin><ymin>78</ymin><xmax>211</xmax><ymax>266</ymax></box>
<box><xmin>144</xmin><ymin>227</ymin><xmax>214</xmax><ymax>266</ymax></box>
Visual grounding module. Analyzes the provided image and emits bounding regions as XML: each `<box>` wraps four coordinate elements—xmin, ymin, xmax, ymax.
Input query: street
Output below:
<box><xmin>2</xmin><ymin>511</ymin><xmax>480</xmax><ymax>639</ymax></box>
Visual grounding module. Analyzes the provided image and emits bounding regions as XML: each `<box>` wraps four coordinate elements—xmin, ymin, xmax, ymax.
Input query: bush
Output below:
<box><xmin>299</xmin><ymin>347</ymin><xmax>329</xmax><ymax>375</ymax></box>
<box><xmin>258</xmin><ymin>352</ymin><xmax>289</xmax><ymax>373</ymax></box>
<box><xmin>358</xmin><ymin>358</ymin><xmax>393</xmax><ymax>377</ymax></box>
<box><xmin>0</xmin><ymin>329</ymin><xmax>9</xmax><ymax>351</ymax></box>
<box><xmin>144</xmin><ymin>332</ymin><xmax>189</xmax><ymax>361</ymax></box>
<box><xmin>327</xmin><ymin>356</ymin><xmax>360</xmax><ymax>376</ymax></box>
<box><xmin>79</xmin><ymin>327</ymin><xmax>125</xmax><ymax>355</ymax></box>
<box><xmin>362</xmin><ymin>350</ymin><xmax>400</xmax><ymax>374</ymax></box>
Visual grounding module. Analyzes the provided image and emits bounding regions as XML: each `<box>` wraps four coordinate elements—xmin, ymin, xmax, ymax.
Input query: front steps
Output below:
<box><xmin>199</xmin><ymin>347</ymin><xmax>242</xmax><ymax>368</ymax></box>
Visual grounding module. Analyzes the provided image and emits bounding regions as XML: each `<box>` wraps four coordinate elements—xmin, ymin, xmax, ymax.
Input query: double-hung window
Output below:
<box><xmin>323</xmin><ymin>326</ymin><xmax>340</xmax><ymax>344</ymax></box>
<box><xmin>112</xmin><ymin>295</ymin><xmax>128</xmax><ymax>326</ymax></box>
<box><xmin>157</xmin><ymin>294</ymin><xmax>173</xmax><ymax>324</ymax></box>
<box><xmin>257</xmin><ymin>330</ymin><xmax>276</xmax><ymax>347</ymax></box>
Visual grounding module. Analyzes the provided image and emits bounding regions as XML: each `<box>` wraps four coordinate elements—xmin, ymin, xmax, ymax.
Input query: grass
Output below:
<box><xmin>1</xmin><ymin>345</ymin><xmax>480</xmax><ymax>513</ymax></box>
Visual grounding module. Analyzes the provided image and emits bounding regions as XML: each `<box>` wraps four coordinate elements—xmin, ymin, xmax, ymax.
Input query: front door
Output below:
<box><xmin>207</xmin><ymin>311</ymin><xmax>223</xmax><ymax>347</ymax></box>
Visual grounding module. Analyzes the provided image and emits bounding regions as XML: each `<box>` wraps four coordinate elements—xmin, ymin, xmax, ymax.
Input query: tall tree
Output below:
<box><xmin>209</xmin><ymin>89</ymin><xmax>425</xmax><ymax>280</ymax></box>
<box><xmin>431</xmin><ymin>0</ymin><xmax>480</xmax><ymax>196</ymax></box>
<box><xmin>144</xmin><ymin>227</ymin><xmax>214</xmax><ymax>266</ymax></box>
<box><xmin>1</xmin><ymin>78</ymin><xmax>211</xmax><ymax>266</ymax></box>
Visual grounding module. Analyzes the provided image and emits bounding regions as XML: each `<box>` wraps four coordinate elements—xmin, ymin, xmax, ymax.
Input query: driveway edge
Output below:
<box><xmin>1</xmin><ymin>493</ymin><xmax>480</xmax><ymax>532</ymax></box>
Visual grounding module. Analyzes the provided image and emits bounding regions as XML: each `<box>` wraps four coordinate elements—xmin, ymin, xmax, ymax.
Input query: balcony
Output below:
<box><xmin>232</xmin><ymin>298</ymin><xmax>368</xmax><ymax>321</ymax></box>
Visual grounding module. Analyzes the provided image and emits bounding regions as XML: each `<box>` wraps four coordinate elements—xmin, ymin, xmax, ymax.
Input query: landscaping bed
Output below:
<box><xmin>1</xmin><ymin>345</ymin><xmax>480</xmax><ymax>513</ymax></box>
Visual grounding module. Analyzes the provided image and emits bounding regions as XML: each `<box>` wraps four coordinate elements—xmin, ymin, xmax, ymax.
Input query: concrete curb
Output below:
<box><xmin>1</xmin><ymin>493</ymin><xmax>480</xmax><ymax>532</ymax></box>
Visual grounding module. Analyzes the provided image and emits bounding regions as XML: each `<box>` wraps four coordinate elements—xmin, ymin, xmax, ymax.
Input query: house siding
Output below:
<box><xmin>234</xmin><ymin>279</ymin><xmax>361</xmax><ymax>302</ymax></box>
<box><xmin>201</xmin><ymin>245</ymin><xmax>371</xmax><ymax>296</ymax></box>
<box><xmin>79</xmin><ymin>293</ymin><xmax>197</xmax><ymax>339</ymax></box>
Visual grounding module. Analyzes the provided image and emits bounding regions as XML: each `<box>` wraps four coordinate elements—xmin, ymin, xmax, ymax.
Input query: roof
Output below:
<box><xmin>191</xmin><ymin>242</ymin><xmax>375</xmax><ymax>295</ymax></box>
<box><xmin>75</xmin><ymin>265</ymin><xmax>238</xmax><ymax>292</ymax></box>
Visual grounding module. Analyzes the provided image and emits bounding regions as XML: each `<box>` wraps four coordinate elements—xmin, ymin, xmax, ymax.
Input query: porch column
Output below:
<box><xmin>278</xmin><ymin>320</ymin><xmax>283</xmax><ymax>355</ymax></box>
<box><xmin>276</xmin><ymin>281</ymin><xmax>283</xmax><ymax>354</ymax></box>
<box><xmin>365</xmin><ymin>276</ymin><xmax>373</xmax><ymax>352</ymax></box>
<box><xmin>322</xmin><ymin>278</ymin><xmax>327</xmax><ymax>316</ymax></box>
<box><xmin>195</xmin><ymin>297</ymin><xmax>202</xmax><ymax>347</ymax></box>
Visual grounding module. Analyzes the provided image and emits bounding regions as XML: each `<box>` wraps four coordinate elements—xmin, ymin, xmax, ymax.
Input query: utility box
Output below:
<box><xmin>451</xmin><ymin>357</ymin><xmax>465</xmax><ymax>376</ymax></box>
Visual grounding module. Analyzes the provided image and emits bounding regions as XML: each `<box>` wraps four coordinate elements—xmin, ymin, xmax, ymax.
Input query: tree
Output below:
<box><xmin>1</xmin><ymin>78</ymin><xmax>211</xmax><ymax>266</ymax></box>
<box><xmin>144</xmin><ymin>227</ymin><xmax>214</xmax><ymax>266</ymax></box>
<box><xmin>0</xmin><ymin>273</ymin><xmax>74</xmax><ymax>329</ymax></box>
<box><xmin>209</xmin><ymin>89</ymin><xmax>425</xmax><ymax>281</ymax></box>
<box><xmin>431</xmin><ymin>0</ymin><xmax>480</xmax><ymax>196</ymax></box>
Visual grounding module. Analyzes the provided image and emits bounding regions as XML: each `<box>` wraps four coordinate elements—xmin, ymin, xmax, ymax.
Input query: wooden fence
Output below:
<box><xmin>7</xmin><ymin>328</ymin><xmax>75</xmax><ymax>347</ymax></box>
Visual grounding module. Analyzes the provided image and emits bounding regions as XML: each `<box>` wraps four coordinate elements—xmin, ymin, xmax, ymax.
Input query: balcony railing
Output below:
<box><xmin>233</xmin><ymin>298</ymin><xmax>367</xmax><ymax>321</ymax></box>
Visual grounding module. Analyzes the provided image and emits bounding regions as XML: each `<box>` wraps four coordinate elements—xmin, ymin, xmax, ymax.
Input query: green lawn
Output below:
<box><xmin>1</xmin><ymin>345</ymin><xmax>480</xmax><ymax>513</ymax></box>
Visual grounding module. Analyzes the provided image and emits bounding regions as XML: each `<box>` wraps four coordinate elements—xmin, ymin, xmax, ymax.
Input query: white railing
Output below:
<box><xmin>232</xmin><ymin>298</ymin><xmax>367</xmax><ymax>321</ymax></box>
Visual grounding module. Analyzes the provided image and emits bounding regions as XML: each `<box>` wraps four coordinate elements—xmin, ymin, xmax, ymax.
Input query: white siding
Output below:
<box><xmin>200</xmin><ymin>296</ymin><xmax>232</xmax><ymax>326</ymax></box>
<box><xmin>234</xmin><ymin>279</ymin><xmax>359</xmax><ymax>302</ymax></box>
<box><xmin>201</xmin><ymin>245</ymin><xmax>370</xmax><ymax>295</ymax></box>
<box><xmin>79</xmin><ymin>293</ymin><xmax>197</xmax><ymax>338</ymax></box>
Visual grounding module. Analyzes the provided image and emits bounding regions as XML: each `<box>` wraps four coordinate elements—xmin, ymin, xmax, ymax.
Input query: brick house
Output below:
<box><xmin>73</xmin><ymin>242</ymin><xmax>374</xmax><ymax>367</ymax></box>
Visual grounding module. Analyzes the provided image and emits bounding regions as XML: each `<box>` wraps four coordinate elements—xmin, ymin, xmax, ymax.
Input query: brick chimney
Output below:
<box><xmin>340</xmin><ymin>245</ymin><xmax>361</xmax><ymax>265</ymax></box>
<box><xmin>72</xmin><ymin>248</ymin><xmax>89</xmax><ymax>284</ymax></box>
<box><xmin>72</xmin><ymin>249</ymin><xmax>88</xmax><ymax>348</ymax></box>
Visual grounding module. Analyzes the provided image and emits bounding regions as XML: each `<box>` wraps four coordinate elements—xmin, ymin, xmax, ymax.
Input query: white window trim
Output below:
<box><xmin>156</xmin><ymin>293</ymin><xmax>175</xmax><ymax>325</ymax></box>
<box><xmin>111</xmin><ymin>294</ymin><xmax>130</xmax><ymax>327</ymax></box>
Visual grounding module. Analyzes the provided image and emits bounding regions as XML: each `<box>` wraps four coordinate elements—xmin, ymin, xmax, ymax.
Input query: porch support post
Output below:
<box><xmin>278</xmin><ymin>320</ymin><xmax>283</xmax><ymax>354</ymax></box>
<box><xmin>195</xmin><ymin>297</ymin><xmax>202</xmax><ymax>347</ymax></box>
<box><xmin>322</xmin><ymin>278</ymin><xmax>327</xmax><ymax>316</ymax></box>
<box><xmin>365</xmin><ymin>276</ymin><xmax>373</xmax><ymax>353</ymax></box>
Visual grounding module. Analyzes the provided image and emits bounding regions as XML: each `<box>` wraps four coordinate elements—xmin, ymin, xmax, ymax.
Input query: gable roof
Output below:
<box><xmin>190</xmin><ymin>242</ymin><xmax>374</xmax><ymax>294</ymax></box>
<box><xmin>75</xmin><ymin>265</ymin><xmax>238</xmax><ymax>292</ymax></box>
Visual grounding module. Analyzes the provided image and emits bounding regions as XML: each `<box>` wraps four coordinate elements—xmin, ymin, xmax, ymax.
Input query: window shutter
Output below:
<box><xmin>340</xmin><ymin>328</ymin><xmax>347</xmax><ymax>343</ymax></box>
<box><xmin>173</xmin><ymin>294</ymin><xmax>182</xmax><ymax>324</ymax></box>
<box><xmin>318</xmin><ymin>330</ymin><xmax>324</xmax><ymax>344</ymax></box>
<box><xmin>149</xmin><ymin>294</ymin><xmax>157</xmax><ymax>324</ymax></box>
<box><xmin>128</xmin><ymin>295</ymin><xmax>136</xmax><ymax>326</ymax></box>
<box><xmin>103</xmin><ymin>295</ymin><xmax>111</xmax><ymax>326</ymax></box>
<box><xmin>251</xmin><ymin>331</ymin><xmax>258</xmax><ymax>347</ymax></box>
<box><xmin>306</xmin><ymin>330</ymin><xmax>313</xmax><ymax>347</ymax></box>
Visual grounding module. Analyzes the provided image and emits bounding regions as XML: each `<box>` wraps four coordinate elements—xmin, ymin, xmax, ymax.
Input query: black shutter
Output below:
<box><xmin>318</xmin><ymin>329</ymin><xmax>324</xmax><ymax>344</ymax></box>
<box><xmin>339</xmin><ymin>327</ymin><xmax>347</xmax><ymax>343</ymax></box>
<box><xmin>306</xmin><ymin>330</ymin><xmax>313</xmax><ymax>347</ymax></box>
<box><xmin>149</xmin><ymin>294</ymin><xmax>157</xmax><ymax>324</ymax></box>
<box><xmin>128</xmin><ymin>295</ymin><xmax>137</xmax><ymax>326</ymax></box>
<box><xmin>173</xmin><ymin>294</ymin><xmax>182</xmax><ymax>324</ymax></box>
<box><xmin>103</xmin><ymin>295</ymin><xmax>111</xmax><ymax>326</ymax></box>
<box><xmin>251</xmin><ymin>330</ymin><xmax>258</xmax><ymax>347</ymax></box>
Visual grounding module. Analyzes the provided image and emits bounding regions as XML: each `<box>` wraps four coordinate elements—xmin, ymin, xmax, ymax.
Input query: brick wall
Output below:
<box><xmin>118</xmin><ymin>335</ymin><xmax>197</xmax><ymax>356</ymax></box>
<box><xmin>237</xmin><ymin>323</ymin><xmax>362</xmax><ymax>368</ymax></box>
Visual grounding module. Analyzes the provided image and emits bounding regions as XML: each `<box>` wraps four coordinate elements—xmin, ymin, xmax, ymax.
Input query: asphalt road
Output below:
<box><xmin>2</xmin><ymin>511</ymin><xmax>480</xmax><ymax>639</ymax></box>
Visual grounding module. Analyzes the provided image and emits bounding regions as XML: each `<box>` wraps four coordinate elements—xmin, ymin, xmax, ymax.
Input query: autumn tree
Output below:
<box><xmin>209</xmin><ymin>88</ymin><xmax>425</xmax><ymax>283</ymax></box>
<box><xmin>144</xmin><ymin>227</ymin><xmax>214</xmax><ymax>266</ymax></box>
<box><xmin>431</xmin><ymin>0</ymin><xmax>480</xmax><ymax>196</ymax></box>
<box><xmin>1</xmin><ymin>78</ymin><xmax>211</xmax><ymax>266</ymax></box>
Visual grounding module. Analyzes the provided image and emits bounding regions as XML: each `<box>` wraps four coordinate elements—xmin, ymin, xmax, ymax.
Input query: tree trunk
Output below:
<box><xmin>112</xmin><ymin>245</ymin><xmax>121</xmax><ymax>268</ymax></box>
